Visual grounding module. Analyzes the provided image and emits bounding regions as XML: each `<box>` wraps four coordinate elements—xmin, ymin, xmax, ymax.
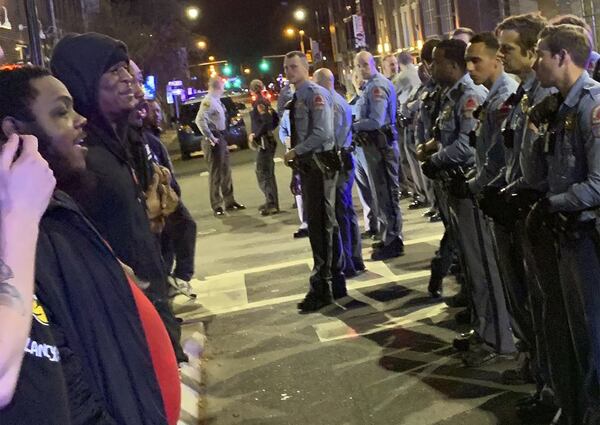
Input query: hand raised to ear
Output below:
<box><xmin>0</xmin><ymin>134</ymin><xmax>55</xmax><ymax>221</ymax></box>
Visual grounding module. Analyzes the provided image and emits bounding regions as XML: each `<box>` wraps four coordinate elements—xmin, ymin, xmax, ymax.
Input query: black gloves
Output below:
<box><xmin>421</xmin><ymin>159</ymin><xmax>440</xmax><ymax>180</ymax></box>
<box><xmin>525</xmin><ymin>198</ymin><xmax>551</xmax><ymax>243</ymax></box>
<box><xmin>478</xmin><ymin>186</ymin><xmax>518</xmax><ymax>227</ymax></box>
<box><xmin>448</xmin><ymin>177</ymin><xmax>471</xmax><ymax>199</ymax></box>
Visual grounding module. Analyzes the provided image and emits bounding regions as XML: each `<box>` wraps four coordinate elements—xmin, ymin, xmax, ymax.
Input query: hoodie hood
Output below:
<box><xmin>50</xmin><ymin>32</ymin><xmax>129</xmax><ymax>123</ymax></box>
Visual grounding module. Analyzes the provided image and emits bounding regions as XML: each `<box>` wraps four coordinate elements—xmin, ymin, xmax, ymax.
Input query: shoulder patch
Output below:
<box><xmin>496</xmin><ymin>102</ymin><xmax>512</xmax><ymax>123</ymax></box>
<box><xmin>463</xmin><ymin>96</ymin><xmax>478</xmax><ymax>112</ymax></box>
<box><xmin>372</xmin><ymin>86</ymin><xmax>386</xmax><ymax>101</ymax></box>
<box><xmin>591</xmin><ymin>104</ymin><xmax>600</xmax><ymax>138</ymax></box>
<box><xmin>313</xmin><ymin>94</ymin><xmax>326</xmax><ymax>109</ymax></box>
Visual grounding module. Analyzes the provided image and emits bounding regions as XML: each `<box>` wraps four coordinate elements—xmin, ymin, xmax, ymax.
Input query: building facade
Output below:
<box><xmin>0</xmin><ymin>0</ymin><xmax>97</xmax><ymax>65</ymax></box>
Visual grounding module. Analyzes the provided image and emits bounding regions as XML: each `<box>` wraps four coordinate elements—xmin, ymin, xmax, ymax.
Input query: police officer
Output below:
<box><xmin>527</xmin><ymin>24</ymin><xmax>600</xmax><ymax>424</ymax></box>
<box><xmin>382</xmin><ymin>52</ymin><xmax>417</xmax><ymax>200</ymax></box>
<box><xmin>195</xmin><ymin>76</ymin><xmax>245</xmax><ymax>216</ymax></box>
<box><xmin>314</xmin><ymin>68</ymin><xmax>365</xmax><ymax>278</ymax></box>
<box><xmin>478</xmin><ymin>15</ymin><xmax>556</xmax><ymax>420</ymax></box>
<box><xmin>350</xmin><ymin>68</ymin><xmax>378</xmax><ymax>239</ymax></box>
<box><xmin>353</xmin><ymin>51</ymin><xmax>404</xmax><ymax>260</ymax></box>
<box><xmin>283</xmin><ymin>51</ymin><xmax>345</xmax><ymax>311</ymax></box>
<box><xmin>249</xmin><ymin>79</ymin><xmax>279</xmax><ymax>216</ymax></box>
<box><xmin>422</xmin><ymin>39</ymin><xmax>516</xmax><ymax>366</ymax></box>
<box><xmin>461</xmin><ymin>30</ymin><xmax>521</xmax><ymax>367</ymax></box>
<box><xmin>415</xmin><ymin>38</ymin><xmax>460</xmax><ymax>299</ymax></box>
<box><xmin>278</xmin><ymin>84</ymin><xmax>309</xmax><ymax>238</ymax></box>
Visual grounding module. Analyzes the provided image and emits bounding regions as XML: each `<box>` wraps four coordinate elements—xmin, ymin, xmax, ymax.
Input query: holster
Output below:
<box><xmin>551</xmin><ymin>212</ymin><xmax>595</xmax><ymax>240</ymax></box>
<box><xmin>314</xmin><ymin>150</ymin><xmax>342</xmax><ymax>176</ymax></box>
<box><xmin>340</xmin><ymin>147</ymin><xmax>354</xmax><ymax>171</ymax></box>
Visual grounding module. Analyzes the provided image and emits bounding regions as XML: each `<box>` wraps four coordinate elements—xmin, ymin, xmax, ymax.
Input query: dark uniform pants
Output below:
<box><xmin>256</xmin><ymin>136</ymin><xmax>279</xmax><ymax>209</ymax></box>
<box><xmin>336</xmin><ymin>165</ymin><xmax>364</xmax><ymax>276</ymax></box>
<box><xmin>429</xmin><ymin>180</ymin><xmax>457</xmax><ymax>284</ymax></box>
<box><xmin>363</xmin><ymin>138</ymin><xmax>403</xmax><ymax>245</ymax></box>
<box><xmin>299</xmin><ymin>157</ymin><xmax>339</xmax><ymax>291</ymax></box>
<box><xmin>403</xmin><ymin>128</ymin><xmax>429</xmax><ymax>203</ymax></box>
<box><xmin>161</xmin><ymin>202</ymin><xmax>197</xmax><ymax>282</ymax></box>
<box><xmin>489</xmin><ymin>222</ymin><xmax>531</xmax><ymax>350</ymax></box>
<box><xmin>526</xmin><ymin>223</ymin><xmax>586</xmax><ymax>425</ymax></box>
<box><xmin>398</xmin><ymin>130</ymin><xmax>417</xmax><ymax>195</ymax></box>
<box><xmin>556</xmin><ymin>229</ymin><xmax>600</xmax><ymax>423</ymax></box>
<box><xmin>353</xmin><ymin>146</ymin><xmax>378</xmax><ymax>233</ymax></box>
<box><xmin>202</xmin><ymin>135</ymin><xmax>235</xmax><ymax>210</ymax></box>
<box><xmin>447</xmin><ymin>193</ymin><xmax>515</xmax><ymax>354</ymax></box>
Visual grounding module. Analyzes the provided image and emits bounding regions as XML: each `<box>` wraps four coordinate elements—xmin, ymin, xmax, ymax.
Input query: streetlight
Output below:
<box><xmin>186</xmin><ymin>6</ymin><xmax>200</xmax><ymax>20</ymax></box>
<box><xmin>294</xmin><ymin>8</ymin><xmax>306</xmax><ymax>22</ymax></box>
<box><xmin>197</xmin><ymin>40</ymin><xmax>207</xmax><ymax>50</ymax></box>
<box><xmin>244</xmin><ymin>68</ymin><xmax>251</xmax><ymax>74</ymax></box>
<box><xmin>285</xmin><ymin>27</ymin><xmax>295</xmax><ymax>37</ymax></box>
<box><xmin>208</xmin><ymin>55</ymin><xmax>215</xmax><ymax>62</ymax></box>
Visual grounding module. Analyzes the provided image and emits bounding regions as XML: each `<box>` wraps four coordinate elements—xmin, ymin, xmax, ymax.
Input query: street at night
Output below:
<box><xmin>170</xmin><ymin>144</ymin><xmax>531</xmax><ymax>425</ymax></box>
<box><xmin>2</xmin><ymin>0</ymin><xmax>600</xmax><ymax>424</ymax></box>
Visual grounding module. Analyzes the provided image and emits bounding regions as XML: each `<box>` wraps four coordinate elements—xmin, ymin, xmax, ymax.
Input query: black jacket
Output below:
<box><xmin>35</xmin><ymin>192</ymin><xmax>167</xmax><ymax>424</ymax></box>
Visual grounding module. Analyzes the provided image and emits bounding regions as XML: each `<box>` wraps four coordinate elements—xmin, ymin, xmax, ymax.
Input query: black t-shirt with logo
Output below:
<box><xmin>0</xmin><ymin>295</ymin><xmax>71</xmax><ymax>425</ymax></box>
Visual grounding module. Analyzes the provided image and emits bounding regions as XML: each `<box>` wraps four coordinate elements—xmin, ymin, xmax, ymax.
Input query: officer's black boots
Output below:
<box><xmin>428</xmin><ymin>277</ymin><xmax>443</xmax><ymax>299</ymax></box>
<box><xmin>371</xmin><ymin>238</ymin><xmax>405</xmax><ymax>261</ymax></box>
<box><xmin>298</xmin><ymin>284</ymin><xmax>333</xmax><ymax>313</ymax></box>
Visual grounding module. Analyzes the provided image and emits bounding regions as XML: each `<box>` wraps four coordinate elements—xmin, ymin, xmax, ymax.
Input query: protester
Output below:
<box><xmin>0</xmin><ymin>65</ymin><xmax>180</xmax><ymax>424</ymax></box>
<box><xmin>49</xmin><ymin>33</ymin><xmax>186</xmax><ymax>363</ymax></box>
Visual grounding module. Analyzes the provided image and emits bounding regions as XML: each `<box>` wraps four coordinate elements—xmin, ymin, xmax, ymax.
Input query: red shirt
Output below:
<box><xmin>127</xmin><ymin>277</ymin><xmax>181</xmax><ymax>425</ymax></box>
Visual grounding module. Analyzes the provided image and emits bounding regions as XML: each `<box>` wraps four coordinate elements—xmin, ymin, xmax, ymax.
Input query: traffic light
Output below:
<box><xmin>259</xmin><ymin>60</ymin><xmax>270</xmax><ymax>72</ymax></box>
<box><xmin>223</xmin><ymin>64</ymin><xmax>233</xmax><ymax>76</ymax></box>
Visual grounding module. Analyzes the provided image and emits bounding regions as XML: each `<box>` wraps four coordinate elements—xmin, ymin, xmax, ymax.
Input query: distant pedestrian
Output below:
<box><xmin>249</xmin><ymin>79</ymin><xmax>280</xmax><ymax>216</ymax></box>
<box><xmin>195</xmin><ymin>76</ymin><xmax>245</xmax><ymax>217</ymax></box>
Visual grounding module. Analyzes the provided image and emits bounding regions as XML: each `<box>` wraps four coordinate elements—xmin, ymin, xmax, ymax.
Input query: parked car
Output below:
<box><xmin>177</xmin><ymin>95</ymin><xmax>248</xmax><ymax>160</ymax></box>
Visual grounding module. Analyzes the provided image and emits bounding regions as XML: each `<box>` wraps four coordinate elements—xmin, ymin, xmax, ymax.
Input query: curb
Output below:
<box><xmin>177</xmin><ymin>322</ymin><xmax>207</xmax><ymax>425</ymax></box>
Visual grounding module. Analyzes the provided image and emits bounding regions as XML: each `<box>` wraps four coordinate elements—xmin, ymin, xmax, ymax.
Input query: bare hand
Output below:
<box><xmin>0</xmin><ymin>134</ymin><xmax>55</xmax><ymax>221</ymax></box>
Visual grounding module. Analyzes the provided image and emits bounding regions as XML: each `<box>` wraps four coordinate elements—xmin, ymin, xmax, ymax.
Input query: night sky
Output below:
<box><xmin>197</xmin><ymin>0</ymin><xmax>307</xmax><ymax>69</ymax></box>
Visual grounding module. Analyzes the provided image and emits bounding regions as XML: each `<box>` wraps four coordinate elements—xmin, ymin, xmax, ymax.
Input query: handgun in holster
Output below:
<box><xmin>314</xmin><ymin>149</ymin><xmax>342</xmax><ymax>176</ymax></box>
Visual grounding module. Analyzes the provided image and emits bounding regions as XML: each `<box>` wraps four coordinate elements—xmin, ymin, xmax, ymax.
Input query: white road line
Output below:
<box><xmin>199</xmin><ymin>233</ymin><xmax>442</xmax><ymax>282</ymax></box>
<box><xmin>188</xmin><ymin>270</ymin><xmax>431</xmax><ymax>318</ymax></box>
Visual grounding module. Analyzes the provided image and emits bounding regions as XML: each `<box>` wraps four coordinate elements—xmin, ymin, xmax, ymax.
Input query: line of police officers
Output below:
<box><xmin>282</xmin><ymin>12</ymin><xmax>600</xmax><ymax>425</ymax></box>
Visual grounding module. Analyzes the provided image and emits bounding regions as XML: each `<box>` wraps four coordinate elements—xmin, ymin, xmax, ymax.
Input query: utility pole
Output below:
<box><xmin>24</xmin><ymin>0</ymin><xmax>43</xmax><ymax>66</ymax></box>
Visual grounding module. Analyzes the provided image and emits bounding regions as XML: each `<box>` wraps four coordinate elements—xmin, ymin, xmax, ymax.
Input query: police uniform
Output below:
<box><xmin>402</xmin><ymin>83</ymin><xmax>431</xmax><ymax>205</ymax></box>
<box><xmin>483</xmin><ymin>72</ymin><xmax>554</xmax><ymax>394</ymax></box>
<box><xmin>465</xmin><ymin>71</ymin><xmax>519</xmax><ymax>362</ymax></box>
<box><xmin>417</xmin><ymin>81</ymin><xmax>459</xmax><ymax>296</ymax></box>
<box><xmin>430</xmin><ymin>73</ymin><xmax>516</xmax><ymax>358</ymax></box>
<box><xmin>195</xmin><ymin>93</ymin><xmax>237</xmax><ymax>212</ymax></box>
<box><xmin>530</xmin><ymin>72</ymin><xmax>600</xmax><ymax>423</ymax></box>
<box><xmin>280</xmin><ymin>107</ymin><xmax>309</xmax><ymax>234</ymax></box>
<box><xmin>332</xmin><ymin>89</ymin><xmax>364</xmax><ymax>276</ymax></box>
<box><xmin>290</xmin><ymin>80</ymin><xmax>344</xmax><ymax>310</ymax></box>
<box><xmin>350</xmin><ymin>93</ymin><xmax>378</xmax><ymax>235</ymax></box>
<box><xmin>250</xmin><ymin>96</ymin><xmax>279</xmax><ymax>212</ymax></box>
<box><xmin>353</xmin><ymin>72</ymin><xmax>404</xmax><ymax>259</ymax></box>
<box><xmin>392</xmin><ymin>70</ymin><xmax>419</xmax><ymax>198</ymax></box>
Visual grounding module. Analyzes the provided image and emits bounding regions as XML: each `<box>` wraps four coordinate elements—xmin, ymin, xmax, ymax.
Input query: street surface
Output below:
<box><xmin>172</xmin><ymin>145</ymin><xmax>533</xmax><ymax>425</ymax></box>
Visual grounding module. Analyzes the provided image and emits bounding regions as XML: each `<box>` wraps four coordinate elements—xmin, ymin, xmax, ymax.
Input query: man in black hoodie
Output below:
<box><xmin>50</xmin><ymin>32</ymin><xmax>186</xmax><ymax>362</ymax></box>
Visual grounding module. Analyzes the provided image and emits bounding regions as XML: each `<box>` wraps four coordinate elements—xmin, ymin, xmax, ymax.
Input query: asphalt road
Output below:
<box><xmin>172</xmin><ymin>148</ymin><xmax>534</xmax><ymax>425</ymax></box>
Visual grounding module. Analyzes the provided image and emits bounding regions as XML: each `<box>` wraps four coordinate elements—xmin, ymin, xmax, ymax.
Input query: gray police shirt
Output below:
<box><xmin>430</xmin><ymin>73</ymin><xmax>488</xmax><ymax>167</ymax></box>
<box><xmin>292</xmin><ymin>80</ymin><xmax>335</xmax><ymax>156</ymax></box>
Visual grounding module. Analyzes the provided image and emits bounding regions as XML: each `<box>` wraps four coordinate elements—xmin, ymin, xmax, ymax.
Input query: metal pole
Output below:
<box><xmin>47</xmin><ymin>0</ymin><xmax>58</xmax><ymax>46</ymax></box>
<box><xmin>24</xmin><ymin>0</ymin><xmax>43</xmax><ymax>65</ymax></box>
